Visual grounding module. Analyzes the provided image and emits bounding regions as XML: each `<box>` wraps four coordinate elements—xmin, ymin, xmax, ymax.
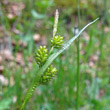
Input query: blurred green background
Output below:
<box><xmin>0</xmin><ymin>0</ymin><xmax>110</xmax><ymax>110</ymax></box>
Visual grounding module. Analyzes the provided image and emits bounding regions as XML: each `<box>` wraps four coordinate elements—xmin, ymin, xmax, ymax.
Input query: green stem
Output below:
<box><xmin>49</xmin><ymin>47</ymin><xmax>54</xmax><ymax>55</ymax></box>
<box><xmin>76</xmin><ymin>0</ymin><xmax>80</xmax><ymax>110</ymax></box>
<box><xmin>100</xmin><ymin>0</ymin><xmax>107</xmax><ymax>60</ymax></box>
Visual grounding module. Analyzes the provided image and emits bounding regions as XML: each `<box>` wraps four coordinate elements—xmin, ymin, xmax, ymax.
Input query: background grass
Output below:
<box><xmin>0</xmin><ymin>0</ymin><xmax>110</xmax><ymax>110</ymax></box>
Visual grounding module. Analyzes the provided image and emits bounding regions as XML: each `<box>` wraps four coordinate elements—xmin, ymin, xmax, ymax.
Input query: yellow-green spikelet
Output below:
<box><xmin>39</xmin><ymin>65</ymin><xmax>57</xmax><ymax>84</ymax></box>
<box><xmin>51</xmin><ymin>35</ymin><xmax>63</xmax><ymax>48</ymax></box>
<box><xmin>34</xmin><ymin>46</ymin><xmax>48</xmax><ymax>66</ymax></box>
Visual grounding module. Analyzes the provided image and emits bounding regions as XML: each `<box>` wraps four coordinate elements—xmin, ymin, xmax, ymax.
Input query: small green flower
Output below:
<box><xmin>51</xmin><ymin>35</ymin><xmax>64</xmax><ymax>48</ymax></box>
<box><xmin>34</xmin><ymin>46</ymin><xmax>48</xmax><ymax>66</ymax></box>
<box><xmin>39</xmin><ymin>65</ymin><xmax>57</xmax><ymax>84</ymax></box>
<box><xmin>34</xmin><ymin>35</ymin><xmax>63</xmax><ymax>84</ymax></box>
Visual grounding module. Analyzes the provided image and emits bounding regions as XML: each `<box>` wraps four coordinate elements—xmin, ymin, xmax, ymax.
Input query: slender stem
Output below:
<box><xmin>100</xmin><ymin>0</ymin><xmax>107</xmax><ymax>60</ymax></box>
<box><xmin>49</xmin><ymin>47</ymin><xmax>54</xmax><ymax>55</ymax></box>
<box><xmin>76</xmin><ymin>0</ymin><xmax>80</xmax><ymax>110</ymax></box>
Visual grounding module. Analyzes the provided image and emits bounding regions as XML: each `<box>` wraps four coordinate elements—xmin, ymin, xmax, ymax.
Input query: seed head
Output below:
<box><xmin>39</xmin><ymin>65</ymin><xmax>57</xmax><ymax>84</ymax></box>
<box><xmin>34</xmin><ymin>46</ymin><xmax>48</xmax><ymax>67</ymax></box>
<box><xmin>51</xmin><ymin>35</ymin><xmax>64</xmax><ymax>48</ymax></box>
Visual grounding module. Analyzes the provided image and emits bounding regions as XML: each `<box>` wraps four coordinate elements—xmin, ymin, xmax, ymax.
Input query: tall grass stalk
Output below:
<box><xmin>100</xmin><ymin>0</ymin><xmax>107</xmax><ymax>60</ymax></box>
<box><xmin>76</xmin><ymin>0</ymin><xmax>80</xmax><ymax>110</ymax></box>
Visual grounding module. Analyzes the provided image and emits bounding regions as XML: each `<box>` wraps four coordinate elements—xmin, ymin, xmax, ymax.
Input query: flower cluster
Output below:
<box><xmin>34</xmin><ymin>46</ymin><xmax>48</xmax><ymax>67</ymax></box>
<box><xmin>51</xmin><ymin>35</ymin><xmax>63</xmax><ymax>48</ymax></box>
<box><xmin>39</xmin><ymin>65</ymin><xmax>57</xmax><ymax>84</ymax></box>
<box><xmin>34</xmin><ymin>35</ymin><xmax>64</xmax><ymax>84</ymax></box>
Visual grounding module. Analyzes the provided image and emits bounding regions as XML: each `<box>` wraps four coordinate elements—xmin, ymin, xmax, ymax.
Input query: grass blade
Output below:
<box><xmin>76</xmin><ymin>0</ymin><xmax>80</xmax><ymax>109</ymax></box>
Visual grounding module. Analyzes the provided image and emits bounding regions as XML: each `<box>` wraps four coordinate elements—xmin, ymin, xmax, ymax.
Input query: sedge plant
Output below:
<box><xmin>20</xmin><ymin>9</ymin><xmax>99</xmax><ymax>110</ymax></box>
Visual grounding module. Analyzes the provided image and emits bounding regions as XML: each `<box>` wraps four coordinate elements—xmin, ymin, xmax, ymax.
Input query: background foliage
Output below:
<box><xmin>0</xmin><ymin>0</ymin><xmax>110</xmax><ymax>110</ymax></box>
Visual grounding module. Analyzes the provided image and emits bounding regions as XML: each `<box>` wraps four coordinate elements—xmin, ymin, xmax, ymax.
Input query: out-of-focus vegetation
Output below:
<box><xmin>0</xmin><ymin>0</ymin><xmax>110</xmax><ymax>110</ymax></box>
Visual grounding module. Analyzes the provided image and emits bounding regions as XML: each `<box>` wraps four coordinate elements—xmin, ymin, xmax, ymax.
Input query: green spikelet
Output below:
<box><xmin>39</xmin><ymin>65</ymin><xmax>57</xmax><ymax>84</ymax></box>
<box><xmin>34</xmin><ymin>46</ymin><xmax>57</xmax><ymax>84</ymax></box>
<box><xmin>34</xmin><ymin>46</ymin><xmax>48</xmax><ymax>67</ymax></box>
<box><xmin>51</xmin><ymin>35</ymin><xmax>64</xmax><ymax>48</ymax></box>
